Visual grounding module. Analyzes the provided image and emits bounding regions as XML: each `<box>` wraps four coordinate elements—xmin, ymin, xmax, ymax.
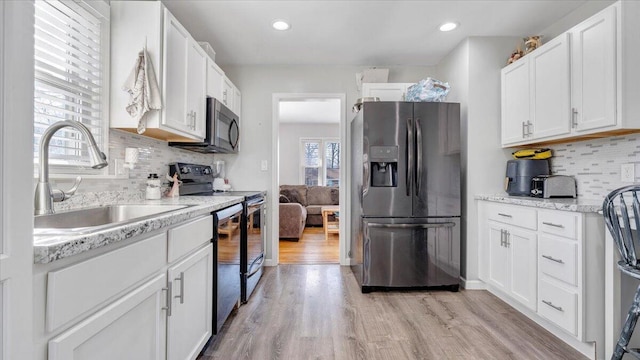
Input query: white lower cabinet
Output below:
<box><xmin>48</xmin><ymin>274</ymin><xmax>167</xmax><ymax>360</ymax></box>
<box><xmin>486</xmin><ymin>220</ymin><xmax>537</xmax><ymax>311</ymax></box>
<box><xmin>36</xmin><ymin>214</ymin><xmax>216</xmax><ymax>360</ymax></box>
<box><xmin>478</xmin><ymin>200</ymin><xmax>605</xmax><ymax>359</ymax></box>
<box><xmin>167</xmin><ymin>244</ymin><xmax>213</xmax><ymax>360</ymax></box>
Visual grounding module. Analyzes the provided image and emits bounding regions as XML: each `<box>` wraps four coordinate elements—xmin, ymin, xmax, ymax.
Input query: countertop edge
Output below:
<box><xmin>33</xmin><ymin>196</ymin><xmax>244</xmax><ymax>264</ymax></box>
<box><xmin>475</xmin><ymin>194</ymin><xmax>603</xmax><ymax>213</ymax></box>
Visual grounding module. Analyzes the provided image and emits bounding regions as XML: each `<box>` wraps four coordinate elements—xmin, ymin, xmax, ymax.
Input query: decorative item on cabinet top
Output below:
<box><xmin>506</xmin><ymin>35</ymin><xmax>543</xmax><ymax>64</ymax></box>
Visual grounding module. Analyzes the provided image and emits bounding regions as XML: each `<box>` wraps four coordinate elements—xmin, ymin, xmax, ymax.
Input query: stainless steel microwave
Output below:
<box><xmin>169</xmin><ymin>98</ymin><xmax>239</xmax><ymax>153</ymax></box>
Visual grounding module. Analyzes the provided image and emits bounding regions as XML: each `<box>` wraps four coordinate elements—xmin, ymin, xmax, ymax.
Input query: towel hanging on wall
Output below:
<box><xmin>122</xmin><ymin>46</ymin><xmax>162</xmax><ymax>134</ymax></box>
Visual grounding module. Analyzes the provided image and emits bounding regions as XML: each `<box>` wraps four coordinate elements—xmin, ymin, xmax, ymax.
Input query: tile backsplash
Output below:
<box><xmin>50</xmin><ymin>129</ymin><xmax>217</xmax><ymax>194</ymax></box>
<box><xmin>549</xmin><ymin>133</ymin><xmax>640</xmax><ymax>200</ymax></box>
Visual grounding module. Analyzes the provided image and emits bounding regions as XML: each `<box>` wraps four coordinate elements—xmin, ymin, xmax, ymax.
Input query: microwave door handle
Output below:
<box><xmin>229</xmin><ymin>119</ymin><xmax>239</xmax><ymax>150</ymax></box>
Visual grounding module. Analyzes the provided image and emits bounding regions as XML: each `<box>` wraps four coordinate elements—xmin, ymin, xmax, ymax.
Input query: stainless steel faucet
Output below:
<box><xmin>34</xmin><ymin>120</ymin><xmax>108</xmax><ymax>215</ymax></box>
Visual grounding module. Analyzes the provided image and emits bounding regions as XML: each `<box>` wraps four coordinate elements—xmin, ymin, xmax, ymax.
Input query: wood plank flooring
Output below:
<box><xmin>279</xmin><ymin>227</ymin><xmax>340</xmax><ymax>264</ymax></box>
<box><xmin>198</xmin><ymin>265</ymin><xmax>587</xmax><ymax>360</ymax></box>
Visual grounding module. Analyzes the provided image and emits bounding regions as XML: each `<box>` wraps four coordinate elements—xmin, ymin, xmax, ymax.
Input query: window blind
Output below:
<box><xmin>34</xmin><ymin>0</ymin><xmax>106</xmax><ymax>169</ymax></box>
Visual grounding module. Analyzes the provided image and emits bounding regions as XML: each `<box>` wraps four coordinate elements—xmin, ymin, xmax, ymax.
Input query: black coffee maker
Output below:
<box><xmin>505</xmin><ymin>159</ymin><xmax>550</xmax><ymax>196</ymax></box>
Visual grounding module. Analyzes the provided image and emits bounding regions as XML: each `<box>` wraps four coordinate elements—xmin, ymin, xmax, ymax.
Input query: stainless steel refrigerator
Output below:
<box><xmin>350</xmin><ymin>101</ymin><xmax>461</xmax><ymax>293</ymax></box>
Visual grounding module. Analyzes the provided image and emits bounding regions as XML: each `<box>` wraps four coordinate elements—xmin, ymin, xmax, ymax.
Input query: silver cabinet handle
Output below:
<box><xmin>368</xmin><ymin>222</ymin><xmax>455</xmax><ymax>229</ymax></box>
<box><xmin>542</xmin><ymin>254</ymin><xmax>565</xmax><ymax>264</ymax></box>
<box><xmin>174</xmin><ymin>272</ymin><xmax>185</xmax><ymax>304</ymax></box>
<box><xmin>498</xmin><ymin>213</ymin><xmax>513</xmax><ymax>218</ymax></box>
<box><xmin>571</xmin><ymin>108</ymin><xmax>578</xmax><ymax>128</ymax></box>
<box><xmin>527</xmin><ymin>121</ymin><xmax>533</xmax><ymax>136</ymax></box>
<box><xmin>162</xmin><ymin>283</ymin><xmax>172</xmax><ymax>317</ymax></box>
<box><xmin>500</xmin><ymin>229</ymin><xmax>506</xmax><ymax>247</ymax></box>
<box><xmin>505</xmin><ymin>230</ymin><xmax>510</xmax><ymax>248</ymax></box>
<box><xmin>542</xmin><ymin>300</ymin><xmax>564</xmax><ymax>312</ymax></box>
<box><xmin>542</xmin><ymin>221</ymin><xmax>564</xmax><ymax>228</ymax></box>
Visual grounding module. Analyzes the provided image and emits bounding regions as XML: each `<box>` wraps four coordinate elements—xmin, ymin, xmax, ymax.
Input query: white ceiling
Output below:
<box><xmin>163</xmin><ymin>0</ymin><xmax>590</xmax><ymax>66</ymax></box>
<box><xmin>279</xmin><ymin>99</ymin><xmax>341</xmax><ymax>124</ymax></box>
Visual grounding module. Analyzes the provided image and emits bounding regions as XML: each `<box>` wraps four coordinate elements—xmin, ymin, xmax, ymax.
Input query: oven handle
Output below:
<box><xmin>247</xmin><ymin>253</ymin><xmax>265</xmax><ymax>278</ymax></box>
<box><xmin>247</xmin><ymin>199</ymin><xmax>265</xmax><ymax>208</ymax></box>
<box><xmin>367</xmin><ymin>222</ymin><xmax>455</xmax><ymax>229</ymax></box>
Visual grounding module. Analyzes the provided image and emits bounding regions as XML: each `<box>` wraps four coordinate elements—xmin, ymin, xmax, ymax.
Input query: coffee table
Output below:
<box><xmin>321</xmin><ymin>206</ymin><xmax>340</xmax><ymax>241</ymax></box>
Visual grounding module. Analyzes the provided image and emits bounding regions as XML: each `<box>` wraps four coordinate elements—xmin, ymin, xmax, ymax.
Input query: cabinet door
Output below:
<box><xmin>362</xmin><ymin>83</ymin><xmax>408</xmax><ymax>101</ymax></box>
<box><xmin>48</xmin><ymin>274</ymin><xmax>167</xmax><ymax>360</ymax></box>
<box><xmin>508</xmin><ymin>227</ymin><xmax>538</xmax><ymax>311</ymax></box>
<box><xmin>234</xmin><ymin>87</ymin><xmax>242</xmax><ymax>118</ymax></box>
<box><xmin>501</xmin><ymin>59</ymin><xmax>530</xmax><ymax>145</ymax></box>
<box><xmin>206</xmin><ymin>58</ymin><xmax>224</xmax><ymax>100</ymax></box>
<box><xmin>571</xmin><ymin>6</ymin><xmax>617</xmax><ymax>132</ymax></box>
<box><xmin>162</xmin><ymin>9</ymin><xmax>191</xmax><ymax>135</ymax></box>
<box><xmin>222</xmin><ymin>77</ymin><xmax>234</xmax><ymax>109</ymax></box>
<box><xmin>167</xmin><ymin>244</ymin><xmax>213</xmax><ymax>360</ymax></box>
<box><xmin>529</xmin><ymin>33</ymin><xmax>572</xmax><ymax>140</ymax></box>
<box><xmin>487</xmin><ymin>221</ymin><xmax>509</xmax><ymax>293</ymax></box>
<box><xmin>186</xmin><ymin>38</ymin><xmax>207</xmax><ymax>139</ymax></box>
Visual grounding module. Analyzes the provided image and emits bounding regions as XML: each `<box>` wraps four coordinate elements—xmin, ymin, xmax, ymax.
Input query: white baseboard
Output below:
<box><xmin>263</xmin><ymin>259</ymin><xmax>277</xmax><ymax>267</ymax></box>
<box><xmin>461</xmin><ymin>278</ymin><xmax>486</xmax><ymax>290</ymax></box>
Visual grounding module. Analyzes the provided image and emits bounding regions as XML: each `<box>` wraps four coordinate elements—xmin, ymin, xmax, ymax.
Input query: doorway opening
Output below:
<box><xmin>271</xmin><ymin>93</ymin><xmax>347</xmax><ymax>265</ymax></box>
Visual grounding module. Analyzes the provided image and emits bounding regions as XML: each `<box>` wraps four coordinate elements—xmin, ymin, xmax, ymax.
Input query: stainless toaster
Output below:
<box><xmin>530</xmin><ymin>175</ymin><xmax>577</xmax><ymax>198</ymax></box>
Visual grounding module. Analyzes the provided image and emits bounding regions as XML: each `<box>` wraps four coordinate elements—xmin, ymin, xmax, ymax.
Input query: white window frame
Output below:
<box><xmin>299</xmin><ymin>137</ymin><xmax>340</xmax><ymax>186</ymax></box>
<box><xmin>33</xmin><ymin>0</ymin><xmax>110</xmax><ymax>177</ymax></box>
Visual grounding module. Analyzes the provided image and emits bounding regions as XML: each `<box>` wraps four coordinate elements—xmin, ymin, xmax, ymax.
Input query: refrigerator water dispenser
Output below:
<box><xmin>370</xmin><ymin>146</ymin><xmax>398</xmax><ymax>187</ymax></box>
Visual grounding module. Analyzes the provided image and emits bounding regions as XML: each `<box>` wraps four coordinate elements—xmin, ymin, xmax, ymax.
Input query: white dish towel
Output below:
<box><xmin>122</xmin><ymin>46</ymin><xmax>162</xmax><ymax>134</ymax></box>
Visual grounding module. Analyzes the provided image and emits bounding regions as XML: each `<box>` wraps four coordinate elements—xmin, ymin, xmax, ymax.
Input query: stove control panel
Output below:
<box><xmin>169</xmin><ymin>163</ymin><xmax>215</xmax><ymax>182</ymax></box>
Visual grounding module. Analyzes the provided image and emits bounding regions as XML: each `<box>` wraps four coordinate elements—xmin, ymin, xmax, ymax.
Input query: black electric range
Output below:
<box><xmin>169</xmin><ymin>163</ymin><xmax>266</xmax><ymax>330</ymax></box>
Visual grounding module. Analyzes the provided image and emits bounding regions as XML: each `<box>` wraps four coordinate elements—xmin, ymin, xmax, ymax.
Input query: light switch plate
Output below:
<box><xmin>261</xmin><ymin>160</ymin><xmax>268</xmax><ymax>171</ymax></box>
<box><xmin>621</xmin><ymin>163</ymin><xmax>635</xmax><ymax>182</ymax></box>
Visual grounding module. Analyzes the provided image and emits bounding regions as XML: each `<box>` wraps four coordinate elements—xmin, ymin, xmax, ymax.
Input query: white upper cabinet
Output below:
<box><xmin>222</xmin><ymin>76</ymin><xmax>234</xmax><ymax>110</ymax></box>
<box><xmin>206</xmin><ymin>58</ymin><xmax>225</xmax><ymax>100</ymax></box>
<box><xmin>501</xmin><ymin>59</ymin><xmax>531</xmax><ymax>145</ymax></box>
<box><xmin>361</xmin><ymin>83</ymin><xmax>415</xmax><ymax>101</ymax></box>
<box><xmin>110</xmin><ymin>2</ymin><xmax>206</xmax><ymax>141</ymax></box>
<box><xmin>529</xmin><ymin>33</ymin><xmax>572</xmax><ymax>140</ymax></box>
<box><xmin>234</xmin><ymin>87</ymin><xmax>242</xmax><ymax>118</ymax></box>
<box><xmin>571</xmin><ymin>5</ymin><xmax>617</xmax><ymax>132</ymax></box>
<box><xmin>501</xmin><ymin>1</ymin><xmax>640</xmax><ymax>147</ymax></box>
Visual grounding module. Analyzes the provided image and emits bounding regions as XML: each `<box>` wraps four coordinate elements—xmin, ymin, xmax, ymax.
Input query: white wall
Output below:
<box><xmin>278</xmin><ymin>123</ymin><xmax>339</xmax><ymax>185</ymax></box>
<box><xmin>436</xmin><ymin>37</ymin><xmax>519</xmax><ymax>285</ymax></box>
<box><xmin>537</xmin><ymin>0</ymin><xmax>614</xmax><ymax>40</ymax></box>
<box><xmin>221</xmin><ymin>65</ymin><xmax>436</xmax><ymax>263</ymax></box>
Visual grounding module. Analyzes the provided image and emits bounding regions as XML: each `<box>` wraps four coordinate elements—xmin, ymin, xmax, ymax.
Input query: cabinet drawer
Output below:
<box><xmin>486</xmin><ymin>203</ymin><xmax>537</xmax><ymax>230</ymax></box>
<box><xmin>538</xmin><ymin>279</ymin><xmax>578</xmax><ymax>335</ymax></box>
<box><xmin>168</xmin><ymin>215</ymin><xmax>213</xmax><ymax>263</ymax></box>
<box><xmin>47</xmin><ymin>232</ymin><xmax>167</xmax><ymax>332</ymax></box>
<box><xmin>539</xmin><ymin>236</ymin><xmax>578</xmax><ymax>286</ymax></box>
<box><xmin>538</xmin><ymin>210</ymin><xmax>578</xmax><ymax>239</ymax></box>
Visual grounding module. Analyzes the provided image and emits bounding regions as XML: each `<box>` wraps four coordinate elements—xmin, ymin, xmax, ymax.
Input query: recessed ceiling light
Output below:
<box><xmin>439</xmin><ymin>22</ymin><xmax>458</xmax><ymax>32</ymax></box>
<box><xmin>272</xmin><ymin>20</ymin><xmax>290</xmax><ymax>31</ymax></box>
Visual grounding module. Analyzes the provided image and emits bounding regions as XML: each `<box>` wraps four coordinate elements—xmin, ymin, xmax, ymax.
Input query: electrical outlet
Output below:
<box><xmin>621</xmin><ymin>163</ymin><xmax>635</xmax><ymax>182</ymax></box>
<box><xmin>261</xmin><ymin>160</ymin><xmax>268</xmax><ymax>171</ymax></box>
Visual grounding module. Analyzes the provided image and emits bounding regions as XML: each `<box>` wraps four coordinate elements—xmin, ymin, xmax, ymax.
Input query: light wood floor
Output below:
<box><xmin>279</xmin><ymin>227</ymin><xmax>340</xmax><ymax>264</ymax></box>
<box><xmin>199</xmin><ymin>265</ymin><xmax>586</xmax><ymax>360</ymax></box>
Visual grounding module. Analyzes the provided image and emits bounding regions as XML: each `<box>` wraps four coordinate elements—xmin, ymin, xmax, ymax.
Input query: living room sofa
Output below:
<box><xmin>279</xmin><ymin>185</ymin><xmax>339</xmax><ymax>240</ymax></box>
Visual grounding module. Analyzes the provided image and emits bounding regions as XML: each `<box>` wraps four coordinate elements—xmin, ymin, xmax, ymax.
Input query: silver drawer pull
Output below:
<box><xmin>497</xmin><ymin>213</ymin><xmax>513</xmax><ymax>218</ymax></box>
<box><xmin>542</xmin><ymin>300</ymin><xmax>564</xmax><ymax>312</ymax></box>
<box><xmin>542</xmin><ymin>254</ymin><xmax>565</xmax><ymax>264</ymax></box>
<box><xmin>542</xmin><ymin>222</ymin><xmax>564</xmax><ymax>228</ymax></box>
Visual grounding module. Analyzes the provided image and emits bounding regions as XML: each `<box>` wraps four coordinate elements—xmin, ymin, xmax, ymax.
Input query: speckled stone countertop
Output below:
<box><xmin>475</xmin><ymin>194</ymin><xmax>603</xmax><ymax>213</ymax></box>
<box><xmin>33</xmin><ymin>195</ymin><xmax>244</xmax><ymax>264</ymax></box>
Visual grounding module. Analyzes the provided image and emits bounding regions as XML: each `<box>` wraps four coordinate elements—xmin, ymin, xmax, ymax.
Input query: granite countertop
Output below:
<box><xmin>475</xmin><ymin>194</ymin><xmax>603</xmax><ymax>213</ymax></box>
<box><xmin>33</xmin><ymin>195</ymin><xmax>244</xmax><ymax>264</ymax></box>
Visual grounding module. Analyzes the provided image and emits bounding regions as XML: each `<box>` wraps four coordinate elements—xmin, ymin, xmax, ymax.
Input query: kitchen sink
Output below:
<box><xmin>34</xmin><ymin>204</ymin><xmax>192</xmax><ymax>235</ymax></box>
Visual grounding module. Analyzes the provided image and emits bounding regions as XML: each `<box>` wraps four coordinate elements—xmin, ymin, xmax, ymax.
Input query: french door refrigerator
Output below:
<box><xmin>350</xmin><ymin>101</ymin><xmax>461</xmax><ymax>293</ymax></box>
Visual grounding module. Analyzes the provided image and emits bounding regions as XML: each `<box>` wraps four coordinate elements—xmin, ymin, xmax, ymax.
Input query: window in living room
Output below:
<box><xmin>300</xmin><ymin>138</ymin><xmax>340</xmax><ymax>186</ymax></box>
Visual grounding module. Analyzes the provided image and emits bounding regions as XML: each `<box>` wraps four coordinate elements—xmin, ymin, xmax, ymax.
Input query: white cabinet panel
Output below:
<box><xmin>539</xmin><ymin>236</ymin><xmax>578</xmax><ymax>286</ymax></box>
<box><xmin>186</xmin><ymin>39</ymin><xmax>207</xmax><ymax>138</ymax></box>
<box><xmin>167</xmin><ymin>244</ymin><xmax>213</xmax><ymax>360</ymax></box>
<box><xmin>167</xmin><ymin>215</ymin><xmax>213</xmax><ymax>263</ymax></box>
<box><xmin>572</xmin><ymin>6</ymin><xmax>617</xmax><ymax>132</ymax></box>
<box><xmin>501</xmin><ymin>60</ymin><xmax>530</xmax><ymax>145</ymax></box>
<box><xmin>529</xmin><ymin>33</ymin><xmax>571</xmax><ymax>140</ymax></box>
<box><xmin>539</xmin><ymin>279</ymin><xmax>578</xmax><ymax>336</ymax></box>
<box><xmin>509</xmin><ymin>227</ymin><xmax>538</xmax><ymax>311</ymax></box>
<box><xmin>487</xmin><ymin>223</ymin><xmax>509</xmax><ymax>292</ymax></box>
<box><xmin>206</xmin><ymin>58</ymin><xmax>224</xmax><ymax>100</ymax></box>
<box><xmin>361</xmin><ymin>83</ymin><xmax>414</xmax><ymax>101</ymax></box>
<box><xmin>162</xmin><ymin>9</ymin><xmax>190</xmax><ymax>135</ymax></box>
<box><xmin>48</xmin><ymin>274</ymin><xmax>167</xmax><ymax>360</ymax></box>
<box><xmin>222</xmin><ymin>77</ymin><xmax>233</xmax><ymax>110</ymax></box>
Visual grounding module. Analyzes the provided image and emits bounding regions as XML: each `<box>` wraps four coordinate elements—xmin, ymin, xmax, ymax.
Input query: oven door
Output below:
<box><xmin>214</xmin><ymin>203</ymin><xmax>242</xmax><ymax>334</ymax></box>
<box><xmin>211</xmin><ymin>99</ymin><xmax>239</xmax><ymax>153</ymax></box>
<box><xmin>242</xmin><ymin>198</ymin><xmax>265</xmax><ymax>303</ymax></box>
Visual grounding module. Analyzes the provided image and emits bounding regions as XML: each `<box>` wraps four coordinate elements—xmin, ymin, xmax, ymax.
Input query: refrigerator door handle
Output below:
<box><xmin>367</xmin><ymin>222</ymin><xmax>455</xmax><ymax>229</ymax></box>
<box><xmin>406</xmin><ymin>118</ymin><xmax>413</xmax><ymax>197</ymax></box>
<box><xmin>415</xmin><ymin>118</ymin><xmax>423</xmax><ymax>196</ymax></box>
